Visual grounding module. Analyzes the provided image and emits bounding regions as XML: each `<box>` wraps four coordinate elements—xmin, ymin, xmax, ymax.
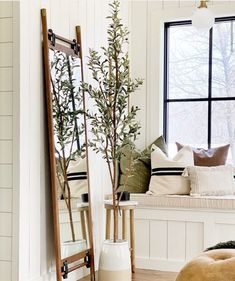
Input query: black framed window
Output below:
<box><xmin>164</xmin><ymin>17</ymin><xmax>235</xmax><ymax>163</ymax></box>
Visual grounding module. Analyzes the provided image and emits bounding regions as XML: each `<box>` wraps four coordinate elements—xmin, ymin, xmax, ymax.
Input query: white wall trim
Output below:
<box><xmin>135</xmin><ymin>206</ymin><xmax>235</xmax><ymax>272</ymax></box>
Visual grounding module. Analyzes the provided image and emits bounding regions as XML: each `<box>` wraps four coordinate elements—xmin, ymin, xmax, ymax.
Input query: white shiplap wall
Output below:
<box><xmin>0</xmin><ymin>2</ymin><xmax>15</xmax><ymax>281</ymax></box>
<box><xmin>129</xmin><ymin>0</ymin><xmax>235</xmax><ymax>150</ymax></box>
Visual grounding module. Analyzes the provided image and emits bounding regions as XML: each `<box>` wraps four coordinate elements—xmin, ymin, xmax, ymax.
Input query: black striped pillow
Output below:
<box><xmin>148</xmin><ymin>145</ymin><xmax>194</xmax><ymax>195</ymax></box>
<box><xmin>151</xmin><ymin>167</ymin><xmax>185</xmax><ymax>176</ymax></box>
<box><xmin>66</xmin><ymin>158</ymin><xmax>88</xmax><ymax>197</ymax></box>
<box><xmin>67</xmin><ymin>171</ymin><xmax>87</xmax><ymax>181</ymax></box>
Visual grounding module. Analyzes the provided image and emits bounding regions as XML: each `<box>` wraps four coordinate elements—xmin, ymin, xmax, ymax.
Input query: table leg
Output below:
<box><xmin>114</xmin><ymin>208</ymin><xmax>119</xmax><ymax>240</ymax></box>
<box><xmin>122</xmin><ymin>210</ymin><xmax>127</xmax><ymax>240</ymax></box>
<box><xmin>130</xmin><ymin>209</ymin><xmax>135</xmax><ymax>273</ymax></box>
<box><xmin>80</xmin><ymin>211</ymin><xmax>87</xmax><ymax>241</ymax></box>
<box><xmin>105</xmin><ymin>209</ymin><xmax>111</xmax><ymax>240</ymax></box>
<box><xmin>85</xmin><ymin>210</ymin><xmax>91</xmax><ymax>248</ymax></box>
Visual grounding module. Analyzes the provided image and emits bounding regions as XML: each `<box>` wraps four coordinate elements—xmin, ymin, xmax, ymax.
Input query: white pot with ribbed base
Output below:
<box><xmin>98</xmin><ymin>240</ymin><xmax>131</xmax><ymax>281</ymax></box>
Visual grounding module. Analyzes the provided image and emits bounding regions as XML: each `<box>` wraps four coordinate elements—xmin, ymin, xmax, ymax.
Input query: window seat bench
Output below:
<box><xmin>130</xmin><ymin>193</ymin><xmax>235</xmax><ymax>210</ymax></box>
<box><xmin>127</xmin><ymin>193</ymin><xmax>235</xmax><ymax>272</ymax></box>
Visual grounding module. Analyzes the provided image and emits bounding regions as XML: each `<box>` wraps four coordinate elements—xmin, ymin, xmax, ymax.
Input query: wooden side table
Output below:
<box><xmin>104</xmin><ymin>200</ymin><xmax>138</xmax><ymax>273</ymax></box>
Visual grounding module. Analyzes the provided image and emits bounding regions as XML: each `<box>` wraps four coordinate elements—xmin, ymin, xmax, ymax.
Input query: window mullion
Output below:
<box><xmin>208</xmin><ymin>28</ymin><xmax>213</xmax><ymax>149</ymax></box>
<box><xmin>163</xmin><ymin>23</ymin><xmax>169</xmax><ymax>142</ymax></box>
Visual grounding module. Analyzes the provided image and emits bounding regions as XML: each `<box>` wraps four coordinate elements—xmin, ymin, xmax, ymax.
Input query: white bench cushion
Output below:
<box><xmin>130</xmin><ymin>193</ymin><xmax>235</xmax><ymax>210</ymax></box>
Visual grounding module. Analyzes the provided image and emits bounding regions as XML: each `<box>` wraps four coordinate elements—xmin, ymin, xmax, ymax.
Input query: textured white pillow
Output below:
<box><xmin>67</xmin><ymin>157</ymin><xmax>88</xmax><ymax>198</ymax></box>
<box><xmin>183</xmin><ymin>165</ymin><xmax>234</xmax><ymax>196</ymax></box>
<box><xmin>148</xmin><ymin>145</ymin><xmax>194</xmax><ymax>195</ymax></box>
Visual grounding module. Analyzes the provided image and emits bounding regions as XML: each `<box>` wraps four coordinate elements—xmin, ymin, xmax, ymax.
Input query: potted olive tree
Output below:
<box><xmin>82</xmin><ymin>1</ymin><xmax>143</xmax><ymax>279</ymax></box>
<box><xmin>50</xmin><ymin>50</ymin><xmax>86</xmax><ymax>257</ymax></box>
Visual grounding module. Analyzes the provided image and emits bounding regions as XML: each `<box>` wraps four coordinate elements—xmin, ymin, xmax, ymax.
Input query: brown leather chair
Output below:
<box><xmin>176</xmin><ymin>249</ymin><xmax>235</xmax><ymax>281</ymax></box>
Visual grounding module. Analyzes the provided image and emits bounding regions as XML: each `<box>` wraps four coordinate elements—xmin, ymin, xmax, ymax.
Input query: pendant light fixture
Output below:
<box><xmin>192</xmin><ymin>0</ymin><xmax>215</xmax><ymax>31</ymax></box>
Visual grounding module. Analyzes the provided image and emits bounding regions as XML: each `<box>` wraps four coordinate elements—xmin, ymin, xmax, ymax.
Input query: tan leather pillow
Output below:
<box><xmin>176</xmin><ymin>142</ymin><xmax>230</xmax><ymax>166</ymax></box>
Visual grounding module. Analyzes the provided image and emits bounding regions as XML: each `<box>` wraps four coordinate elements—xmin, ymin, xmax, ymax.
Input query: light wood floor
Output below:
<box><xmin>80</xmin><ymin>269</ymin><xmax>178</xmax><ymax>281</ymax></box>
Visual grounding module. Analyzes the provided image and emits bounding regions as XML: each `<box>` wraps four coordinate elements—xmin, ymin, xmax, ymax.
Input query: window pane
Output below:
<box><xmin>212</xmin><ymin>21</ymin><xmax>235</xmax><ymax>98</ymax></box>
<box><xmin>168</xmin><ymin>25</ymin><xmax>209</xmax><ymax>99</ymax></box>
<box><xmin>211</xmin><ymin>101</ymin><xmax>235</xmax><ymax>164</ymax></box>
<box><xmin>168</xmin><ymin>102</ymin><xmax>208</xmax><ymax>156</ymax></box>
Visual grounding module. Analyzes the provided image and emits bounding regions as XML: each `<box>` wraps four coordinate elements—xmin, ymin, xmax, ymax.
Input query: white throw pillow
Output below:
<box><xmin>183</xmin><ymin>165</ymin><xmax>234</xmax><ymax>196</ymax></box>
<box><xmin>67</xmin><ymin>157</ymin><xmax>88</xmax><ymax>198</ymax></box>
<box><xmin>148</xmin><ymin>145</ymin><xmax>194</xmax><ymax>195</ymax></box>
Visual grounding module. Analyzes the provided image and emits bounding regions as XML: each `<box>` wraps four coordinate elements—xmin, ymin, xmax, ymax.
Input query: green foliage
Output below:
<box><xmin>82</xmin><ymin>0</ymin><xmax>143</xmax><ymax>191</ymax></box>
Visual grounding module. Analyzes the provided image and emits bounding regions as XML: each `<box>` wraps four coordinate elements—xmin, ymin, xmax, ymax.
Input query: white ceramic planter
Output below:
<box><xmin>61</xmin><ymin>239</ymin><xmax>87</xmax><ymax>259</ymax></box>
<box><xmin>98</xmin><ymin>240</ymin><xmax>131</xmax><ymax>281</ymax></box>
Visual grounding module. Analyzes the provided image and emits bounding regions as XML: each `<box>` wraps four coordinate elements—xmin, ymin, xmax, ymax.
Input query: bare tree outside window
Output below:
<box><xmin>165</xmin><ymin>18</ymin><xmax>235</xmax><ymax>163</ymax></box>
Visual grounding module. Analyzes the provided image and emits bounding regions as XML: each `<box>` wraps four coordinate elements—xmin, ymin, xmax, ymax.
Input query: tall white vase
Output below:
<box><xmin>98</xmin><ymin>240</ymin><xmax>131</xmax><ymax>281</ymax></box>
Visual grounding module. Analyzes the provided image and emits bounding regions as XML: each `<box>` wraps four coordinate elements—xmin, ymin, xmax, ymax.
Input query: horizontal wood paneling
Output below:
<box><xmin>0</xmin><ymin>213</ymin><xmax>12</xmax><ymax>236</ymax></box>
<box><xmin>0</xmin><ymin>237</ymin><xmax>12</xmax><ymax>260</ymax></box>
<box><xmin>11</xmin><ymin>4</ymin><xmax>18</xmax><ymax>281</ymax></box>
<box><xmin>0</xmin><ymin>2</ymin><xmax>13</xmax><ymax>18</ymax></box>
<box><xmin>0</xmin><ymin>68</ymin><xmax>12</xmax><ymax>92</ymax></box>
<box><xmin>0</xmin><ymin>165</ymin><xmax>12</xmax><ymax>188</ymax></box>
<box><xmin>0</xmin><ymin>141</ymin><xmax>12</xmax><ymax>164</ymax></box>
<box><xmin>0</xmin><ymin>92</ymin><xmax>12</xmax><ymax>115</ymax></box>
<box><xmin>0</xmin><ymin>18</ymin><xmax>12</xmax><ymax>43</ymax></box>
<box><xmin>0</xmin><ymin>43</ymin><xmax>13</xmax><ymax>67</ymax></box>
<box><xmin>0</xmin><ymin>189</ymin><xmax>12</xmax><ymax>213</ymax></box>
<box><xmin>0</xmin><ymin>6</ymin><xmax>13</xmax><ymax>281</ymax></box>
<box><xmin>0</xmin><ymin>261</ymin><xmax>11</xmax><ymax>281</ymax></box>
<box><xmin>0</xmin><ymin>117</ymin><xmax>12</xmax><ymax>139</ymax></box>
